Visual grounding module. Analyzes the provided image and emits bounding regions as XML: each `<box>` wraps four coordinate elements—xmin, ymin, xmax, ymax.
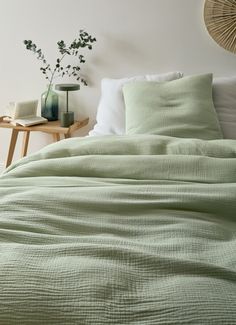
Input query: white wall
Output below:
<box><xmin>0</xmin><ymin>0</ymin><xmax>235</xmax><ymax>166</ymax></box>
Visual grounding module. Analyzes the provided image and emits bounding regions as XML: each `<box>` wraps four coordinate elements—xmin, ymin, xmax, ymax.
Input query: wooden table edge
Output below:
<box><xmin>1</xmin><ymin>116</ymin><xmax>89</xmax><ymax>168</ymax></box>
<box><xmin>0</xmin><ymin>117</ymin><xmax>89</xmax><ymax>135</ymax></box>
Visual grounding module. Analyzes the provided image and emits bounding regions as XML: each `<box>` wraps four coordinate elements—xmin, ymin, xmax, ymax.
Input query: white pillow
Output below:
<box><xmin>213</xmin><ymin>76</ymin><xmax>236</xmax><ymax>139</ymax></box>
<box><xmin>89</xmin><ymin>71</ymin><xmax>183</xmax><ymax>136</ymax></box>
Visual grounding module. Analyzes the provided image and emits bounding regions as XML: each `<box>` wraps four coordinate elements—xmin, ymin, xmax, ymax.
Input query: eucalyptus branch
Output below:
<box><xmin>23</xmin><ymin>30</ymin><xmax>96</xmax><ymax>104</ymax></box>
<box><xmin>43</xmin><ymin>53</ymin><xmax>68</xmax><ymax>104</ymax></box>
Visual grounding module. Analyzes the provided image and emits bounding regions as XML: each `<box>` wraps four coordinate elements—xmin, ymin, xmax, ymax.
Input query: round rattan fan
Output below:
<box><xmin>204</xmin><ymin>0</ymin><xmax>236</xmax><ymax>53</ymax></box>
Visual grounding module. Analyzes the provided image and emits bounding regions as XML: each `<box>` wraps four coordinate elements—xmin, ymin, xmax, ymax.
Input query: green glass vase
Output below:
<box><xmin>41</xmin><ymin>84</ymin><xmax>59</xmax><ymax>121</ymax></box>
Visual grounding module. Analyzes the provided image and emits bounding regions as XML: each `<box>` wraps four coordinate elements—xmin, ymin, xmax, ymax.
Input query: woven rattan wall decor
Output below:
<box><xmin>204</xmin><ymin>0</ymin><xmax>236</xmax><ymax>53</ymax></box>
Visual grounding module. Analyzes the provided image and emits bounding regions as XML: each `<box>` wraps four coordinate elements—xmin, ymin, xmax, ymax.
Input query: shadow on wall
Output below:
<box><xmin>91</xmin><ymin>33</ymin><xmax>148</xmax><ymax>78</ymax></box>
<box><xmin>88</xmin><ymin>32</ymin><xmax>182</xmax><ymax>79</ymax></box>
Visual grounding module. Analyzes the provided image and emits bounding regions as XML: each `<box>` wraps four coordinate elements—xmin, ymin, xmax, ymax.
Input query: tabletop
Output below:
<box><xmin>0</xmin><ymin>117</ymin><xmax>89</xmax><ymax>135</ymax></box>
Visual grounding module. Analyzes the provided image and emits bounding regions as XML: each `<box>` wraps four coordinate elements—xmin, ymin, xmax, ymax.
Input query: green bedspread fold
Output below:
<box><xmin>0</xmin><ymin>135</ymin><xmax>236</xmax><ymax>324</ymax></box>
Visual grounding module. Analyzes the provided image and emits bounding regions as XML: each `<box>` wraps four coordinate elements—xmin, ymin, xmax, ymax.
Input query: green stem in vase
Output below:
<box><xmin>23</xmin><ymin>30</ymin><xmax>97</xmax><ymax>96</ymax></box>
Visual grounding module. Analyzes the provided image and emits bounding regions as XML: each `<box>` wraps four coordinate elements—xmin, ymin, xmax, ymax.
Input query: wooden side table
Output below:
<box><xmin>0</xmin><ymin>117</ymin><xmax>89</xmax><ymax>168</ymax></box>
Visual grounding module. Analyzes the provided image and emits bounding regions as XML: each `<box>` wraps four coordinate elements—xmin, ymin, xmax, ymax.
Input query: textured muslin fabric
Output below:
<box><xmin>0</xmin><ymin>135</ymin><xmax>236</xmax><ymax>324</ymax></box>
<box><xmin>123</xmin><ymin>74</ymin><xmax>223</xmax><ymax>140</ymax></box>
<box><xmin>89</xmin><ymin>71</ymin><xmax>183</xmax><ymax>136</ymax></box>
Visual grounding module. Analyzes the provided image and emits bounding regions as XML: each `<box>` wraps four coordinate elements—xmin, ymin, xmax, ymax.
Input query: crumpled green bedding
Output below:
<box><xmin>0</xmin><ymin>134</ymin><xmax>236</xmax><ymax>324</ymax></box>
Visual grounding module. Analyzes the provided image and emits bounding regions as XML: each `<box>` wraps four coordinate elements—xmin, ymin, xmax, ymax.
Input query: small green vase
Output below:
<box><xmin>41</xmin><ymin>84</ymin><xmax>59</xmax><ymax>121</ymax></box>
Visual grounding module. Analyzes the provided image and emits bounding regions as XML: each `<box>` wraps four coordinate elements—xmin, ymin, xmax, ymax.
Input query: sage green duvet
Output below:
<box><xmin>0</xmin><ymin>135</ymin><xmax>236</xmax><ymax>324</ymax></box>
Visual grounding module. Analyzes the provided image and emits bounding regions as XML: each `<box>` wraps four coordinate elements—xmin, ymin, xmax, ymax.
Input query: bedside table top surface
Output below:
<box><xmin>0</xmin><ymin>117</ymin><xmax>89</xmax><ymax>134</ymax></box>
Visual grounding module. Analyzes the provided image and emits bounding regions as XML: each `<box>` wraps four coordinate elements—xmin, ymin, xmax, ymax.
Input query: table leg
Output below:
<box><xmin>52</xmin><ymin>133</ymin><xmax>60</xmax><ymax>142</ymax></box>
<box><xmin>6</xmin><ymin>129</ymin><xmax>19</xmax><ymax>168</ymax></box>
<box><xmin>21</xmin><ymin>131</ymin><xmax>30</xmax><ymax>158</ymax></box>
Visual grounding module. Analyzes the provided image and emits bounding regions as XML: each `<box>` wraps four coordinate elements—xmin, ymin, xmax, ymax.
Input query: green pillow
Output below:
<box><xmin>123</xmin><ymin>74</ymin><xmax>223</xmax><ymax>140</ymax></box>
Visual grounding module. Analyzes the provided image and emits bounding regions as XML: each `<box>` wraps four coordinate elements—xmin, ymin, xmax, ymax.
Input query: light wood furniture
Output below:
<box><xmin>0</xmin><ymin>117</ymin><xmax>89</xmax><ymax>168</ymax></box>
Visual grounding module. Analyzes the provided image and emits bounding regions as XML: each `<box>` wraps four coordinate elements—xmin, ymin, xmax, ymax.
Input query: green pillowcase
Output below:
<box><xmin>123</xmin><ymin>74</ymin><xmax>223</xmax><ymax>140</ymax></box>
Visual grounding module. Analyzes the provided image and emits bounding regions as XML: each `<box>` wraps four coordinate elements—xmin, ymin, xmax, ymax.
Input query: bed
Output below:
<box><xmin>0</xmin><ymin>73</ymin><xmax>236</xmax><ymax>324</ymax></box>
